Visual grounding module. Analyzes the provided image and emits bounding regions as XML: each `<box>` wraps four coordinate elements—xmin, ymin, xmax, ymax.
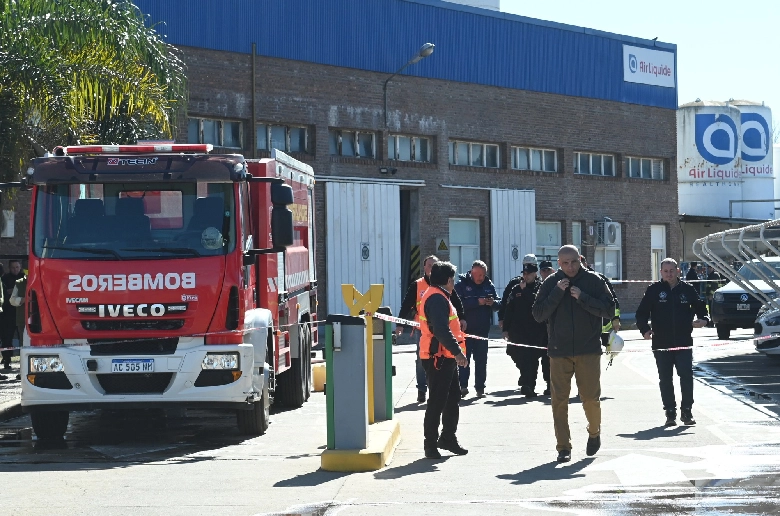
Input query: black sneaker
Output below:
<box><xmin>557</xmin><ymin>449</ymin><xmax>571</xmax><ymax>462</ymax></box>
<box><xmin>438</xmin><ymin>436</ymin><xmax>468</xmax><ymax>455</ymax></box>
<box><xmin>460</xmin><ymin>387</ymin><xmax>469</xmax><ymax>399</ymax></box>
<box><xmin>664</xmin><ymin>409</ymin><xmax>677</xmax><ymax>427</ymax></box>
<box><xmin>681</xmin><ymin>409</ymin><xmax>696</xmax><ymax>425</ymax></box>
<box><xmin>425</xmin><ymin>447</ymin><xmax>442</xmax><ymax>459</ymax></box>
<box><xmin>476</xmin><ymin>388</ymin><xmax>485</xmax><ymax>398</ymax></box>
<box><xmin>417</xmin><ymin>390</ymin><xmax>426</xmax><ymax>403</ymax></box>
<box><xmin>586</xmin><ymin>435</ymin><xmax>601</xmax><ymax>456</ymax></box>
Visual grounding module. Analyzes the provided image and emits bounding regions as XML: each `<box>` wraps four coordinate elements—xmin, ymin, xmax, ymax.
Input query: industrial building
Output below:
<box><xmin>677</xmin><ymin>100</ymin><xmax>775</xmax><ymax>261</ymax></box>
<box><xmin>2</xmin><ymin>0</ymin><xmax>681</xmax><ymax>315</ymax></box>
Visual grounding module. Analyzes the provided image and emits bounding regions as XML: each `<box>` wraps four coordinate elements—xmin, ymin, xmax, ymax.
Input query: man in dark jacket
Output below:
<box><xmin>398</xmin><ymin>255</ymin><xmax>466</xmax><ymax>403</ymax></box>
<box><xmin>532</xmin><ymin>245</ymin><xmax>614</xmax><ymax>463</ymax></box>
<box><xmin>0</xmin><ymin>260</ymin><xmax>24</xmax><ymax>370</ymax></box>
<box><xmin>580</xmin><ymin>256</ymin><xmax>621</xmax><ymax>348</ymax></box>
<box><xmin>636</xmin><ymin>257</ymin><xmax>709</xmax><ymax>427</ymax></box>
<box><xmin>420</xmin><ymin>261</ymin><xmax>469</xmax><ymax>459</ymax></box>
<box><xmin>498</xmin><ymin>253</ymin><xmax>537</xmax><ymax>330</ymax></box>
<box><xmin>503</xmin><ymin>261</ymin><xmax>549</xmax><ymax>397</ymax></box>
<box><xmin>454</xmin><ymin>260</ymin><xmax>500</xmax><ymax>398</ymax></box>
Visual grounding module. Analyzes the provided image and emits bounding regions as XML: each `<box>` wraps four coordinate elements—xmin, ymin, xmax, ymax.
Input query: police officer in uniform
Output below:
<box><xmin>418</xmin><ymin>261</ymin><xmax>469</xmax><ymax>459</ymax></box>
<box><xmin>503</xmin><ymin>259</ymin><xmax>549</xmax><ymax>397</ymax></box>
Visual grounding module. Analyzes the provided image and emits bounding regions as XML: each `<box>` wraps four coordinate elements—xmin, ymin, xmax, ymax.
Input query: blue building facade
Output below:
<box><xmin>134</xmin><ymin>0</ymin><xmax>676</xmax><ymax>109</ymax></box>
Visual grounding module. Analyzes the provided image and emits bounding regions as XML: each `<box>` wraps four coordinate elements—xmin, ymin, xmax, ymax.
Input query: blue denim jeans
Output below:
<box><xmin>653</xmin><ymin>348</ymin><xmax>694</xmax><ymax>411</ymax></box>
<box><xmin>459</xmin><ymin>338</ymin><xmax>488</xmax><ymax>390</ymax></box>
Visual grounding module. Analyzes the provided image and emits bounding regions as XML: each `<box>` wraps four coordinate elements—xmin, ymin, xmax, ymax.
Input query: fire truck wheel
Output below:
<box><xmin>236</xmin><ymin>381</ymin><xmax>270</xmax><ymax>435</ymax></box>
<box><xmin>30</xmin><ymin>411</ymin><xmax>69</xmax><ymax>440</ymax></box>
<box><xmin>276</xmin><ymin>326</ymin><xmax>308</xmax><ymax>408</ymax></box>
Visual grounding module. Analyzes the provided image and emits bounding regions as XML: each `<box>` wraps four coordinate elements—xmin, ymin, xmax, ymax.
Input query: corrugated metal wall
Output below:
<box><xmin>325</xmin><ymin>182</ymin><xmax>402</xmax><ymax>316</ymax></box>
<box><xmin>490</xmin><ymin>189</ymin><xmax>536</xmax><ymax>301</ymax></box>
<box><xmin>132</xmin><ymin>0</ymin><xmax>677</xmax><ymax>109</ymax></box>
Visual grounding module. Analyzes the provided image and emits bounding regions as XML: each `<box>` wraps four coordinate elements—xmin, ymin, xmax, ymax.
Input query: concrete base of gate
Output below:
<box><xmin>320</xmin><ymin>419</ymin><xmax>401</xmax><ymax>472</ymax></box>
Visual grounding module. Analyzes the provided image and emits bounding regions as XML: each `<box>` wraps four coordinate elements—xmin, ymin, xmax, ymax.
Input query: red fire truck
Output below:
<box><xmin>17</xmin><ymin>144</ymin><xmax>316</xmax><ymax>439</ymax></box>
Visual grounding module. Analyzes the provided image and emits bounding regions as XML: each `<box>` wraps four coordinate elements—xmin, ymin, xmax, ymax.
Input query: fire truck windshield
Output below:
<box><xmin>33</xmin><ymin>182</ymin><xmax>236</xmax><ymax>260</ymax></box>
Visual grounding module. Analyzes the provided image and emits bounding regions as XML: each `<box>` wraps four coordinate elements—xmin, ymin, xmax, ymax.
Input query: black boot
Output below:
<box><xmin>681</xmin><ymin>409</ymin><xmax>696</xmax><ymax>425</ymax></box>
<box><xmin>664</xmin><ymin>409</ymin><xmax>677</xmax><ymax>427</ymax></box>
<box><xmin>520</xmin><ymin>385</ymin><xmax>537</xmax><ymax>397</ymax></box>
<box><xmin>543</xmin><ymin>383</ymin><xmax>551</xmax><ymax>396</ymax></box>
<box><xmin>438</xmin><ymin>435</ymin><xmax>468</xmax><ymax>455</ymax></box>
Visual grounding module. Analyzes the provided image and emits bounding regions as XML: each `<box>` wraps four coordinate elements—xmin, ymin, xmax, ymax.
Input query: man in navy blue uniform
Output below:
<box><xmin>636</xmin><ymin>258</ymin><xmax>709</xmax><ymax>427</ymax></box>
<box><xmin>454</xmin><ymin>260</ymin><xmax>500</xmax><ymax>398</ymax></box>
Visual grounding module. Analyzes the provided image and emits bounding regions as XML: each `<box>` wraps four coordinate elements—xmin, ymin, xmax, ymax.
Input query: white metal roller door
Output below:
<box><xmin>490</xmin><ymin>189</ymin><xmax>536</xmax><ymax>300</ymax></box>
<box><xmin>326</xmin><ymin>182</ymin><xmax>402</xmax><ymax>316</ymax></box>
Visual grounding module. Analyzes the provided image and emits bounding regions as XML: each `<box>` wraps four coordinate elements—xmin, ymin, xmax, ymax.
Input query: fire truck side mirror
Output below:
<box><xmin>271</xmin><ymin>206</ymin><xmax>294</xmax><ymax>248</ymax></box>
<box><xmin>270</xmin><ymin>182</ymin><xmax>294</xmax><ymax>205</ymax></box>
<box><xmin>270</xmin><ymin>182</ymin><xmax>294</xmax><ymax>248</ymax></box>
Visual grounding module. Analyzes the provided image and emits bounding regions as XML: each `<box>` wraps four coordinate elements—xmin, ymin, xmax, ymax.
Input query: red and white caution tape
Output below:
<box><xmin>368</xmin><ymin>312</ymin><xmax>757</xmax><ymax>354</ymax></box>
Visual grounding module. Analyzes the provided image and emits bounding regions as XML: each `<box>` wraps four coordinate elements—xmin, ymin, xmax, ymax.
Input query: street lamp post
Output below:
<box><xmin>383</xmin><ymin>43</ymin><xmax>435</xmax><ymax>127</ymax></box>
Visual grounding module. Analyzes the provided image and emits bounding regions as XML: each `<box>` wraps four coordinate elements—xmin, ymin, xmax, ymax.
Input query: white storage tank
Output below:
<box><xmin>775</xmin><ymin>143</ymin><xmax>780</xmax><ymax>207</ymax></box>
<box><xmin>677</xmin><ymin>100</ymin><xmax>743</xmax><ymax>218</ymax></box>
<box><xmin>732</xmin><ymin>101</ymin><xmax>774</xmax><ymax>220</ymax></box>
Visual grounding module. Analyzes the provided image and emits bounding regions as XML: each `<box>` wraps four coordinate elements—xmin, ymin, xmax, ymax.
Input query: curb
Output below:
<box><xmin>320</xmin><ymin>419</ymin><xmax>401</xmax><ymax>472</ymax></box>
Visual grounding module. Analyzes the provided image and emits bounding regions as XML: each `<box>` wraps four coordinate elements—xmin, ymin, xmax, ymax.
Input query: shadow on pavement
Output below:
<box><xmin>373</xmin><ymin>456</ymin><xmax>452</xmax><ymax>479</ymax></box>
<box><xmin>394</xmin><ymin>402</ymin><xmax>425</xmax><ymax>413</ymax></box>
<box><xmin>616</xmin><ymin>425</ymin><xmax>693</xmax><ymax>441</ymax></box>
<box><xmin>274</xmin><ymin>469</ymin><xmax>350</xmax><ymax>487</ymax></box>
<box><xmin>497</xmin><ymin>457</ymin><xmax>596</xmax><ymax>485</ymax></box>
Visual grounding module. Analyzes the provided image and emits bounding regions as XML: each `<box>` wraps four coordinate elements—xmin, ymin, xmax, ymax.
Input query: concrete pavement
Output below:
<box><xmin>0</xmin><ymin>327</ymin><xmax>779</xmax><ymax>514</ymax></box>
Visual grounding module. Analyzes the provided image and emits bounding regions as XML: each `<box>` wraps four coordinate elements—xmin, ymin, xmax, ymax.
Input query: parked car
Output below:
<box><xmin>710</xmin><ymin>257</ymin><xmax>780</xmax><ymax>340</ymax></box>
<box><xmin>754</xmin><ymin>303</ymin><xmax>780</xmax><ymax>360</ymax></box>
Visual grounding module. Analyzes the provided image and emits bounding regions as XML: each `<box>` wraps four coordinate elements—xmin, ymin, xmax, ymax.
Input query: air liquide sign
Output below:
<box><xmin>677</xmin><ymin>103</ymin><xmax>774</xmax><ymax>219</ymax></box>
<box><xmin>623</xmin><ymin>45</ymin><xmax>675</xmax><ymax>88</ymax></box>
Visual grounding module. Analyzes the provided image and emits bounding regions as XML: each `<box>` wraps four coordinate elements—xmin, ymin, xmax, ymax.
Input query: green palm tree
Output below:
<box><xmin>0</xmin><ymin>0</ymin><xmax>187</xmax><ymax>181</ymax></box>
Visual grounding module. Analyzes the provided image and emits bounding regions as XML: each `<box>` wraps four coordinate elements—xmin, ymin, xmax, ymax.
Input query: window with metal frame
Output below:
<box><xmin>651</xmin><ymin>225</ymin><xmax>667</xmax><ymax>281</ymax></box>
<box><xmin>574</xmin><ymin>152</ymin><xmax>615</xmax><ymax>176</ymax></box>
<box><xmin>512</xmin><ymin>146</ymin><xmax>557</xmax><ymax>172</ymax></box>
<box><xmin>388</xmin><ymin>134</ymin><xmax>431</xmax><ymax>162</ymax></box>
<box><xmin>536</xmin><ymin>221</ymin><xmax>561</xmax><ymax>259</ymax></box>
<box><xmin>448</xmin><ymin>140</ymin><xmax>499</xmax><ymax>168</ymax></box>
<box><xmin>188</xmin><ymin>118</ymin><xmax>243</xmax><ymax>149</ymax></box>
<box><xmin>626</xmin><ymin>156</ymin><xmax>664</xmax><ymax>180</ymax></box>
<box><xmin>256</xmin><ymin>124</ymin><xmax>310</xmax><ymax>153</ymax></box>
<box><xmin>329</xmin><ymin>129</ymin><xmax>376</xmax><ymax>158</ymax></box>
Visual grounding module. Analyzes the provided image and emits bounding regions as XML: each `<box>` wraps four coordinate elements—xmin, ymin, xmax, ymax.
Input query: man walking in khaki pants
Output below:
<box><xmin>532</xmin><ymin>245</ymin><xmax>615</xmax><ymax>463</ymax></box>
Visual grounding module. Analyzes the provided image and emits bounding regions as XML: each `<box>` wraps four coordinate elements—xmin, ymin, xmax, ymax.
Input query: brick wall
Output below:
<box><xmin>178</xmin><ymin>47</ymin><xmax>678</xmax><ymax>314</ymax></box>
<box><xmin>4</xmin><ymin>46</ymin><xmax>680</xmax><ymax>315</ymax></box>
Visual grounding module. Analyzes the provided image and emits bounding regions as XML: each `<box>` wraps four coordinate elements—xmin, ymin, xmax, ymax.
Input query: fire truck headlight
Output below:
<box><xmin>29</xmin><ymin>356</ymin><xmax>64</xmax><ymax>373</ymax></box>
<box><xmin>202</xmin><ymin>353</ymin><xmax>239</xmax><ymax>370</ymax></box>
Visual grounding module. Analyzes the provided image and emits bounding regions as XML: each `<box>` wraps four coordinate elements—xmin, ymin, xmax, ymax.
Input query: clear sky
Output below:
<box><xmin>500</xmin><ymin>0</ymin><xmax>780</xmax><ymax>135</ymax></box>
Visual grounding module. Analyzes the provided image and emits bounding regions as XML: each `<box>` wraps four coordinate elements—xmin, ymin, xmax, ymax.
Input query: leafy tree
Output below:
<box><xmin>0</xmin><ymin>0</ymin><xmax>186</xmax><ymax>181</ymax></box>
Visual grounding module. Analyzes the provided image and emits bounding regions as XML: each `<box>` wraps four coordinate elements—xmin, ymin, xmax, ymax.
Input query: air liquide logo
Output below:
<box><xmin>694</xmin><ymin>114</ymin><xmax>739</xmax><ymax>165</ymax></box>
<box><xmin>741</xmin><ymin>112</ymin><xmax>770</xmax><ymax>162</ymax></box>
<box><xmin>628</xmin><ymin>54</ymin><xmax>638</xmax><ymax>73</ymax></box>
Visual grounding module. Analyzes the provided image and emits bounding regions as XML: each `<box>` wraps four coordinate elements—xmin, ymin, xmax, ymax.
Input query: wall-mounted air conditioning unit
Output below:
<box><xmin>596</xmin><ymin>221</ymin><xmax>621</xmax><ymax>247</ymax></box>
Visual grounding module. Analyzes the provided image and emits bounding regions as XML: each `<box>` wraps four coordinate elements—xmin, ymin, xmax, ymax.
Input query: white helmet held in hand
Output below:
<box><xmin>606</xmin><ymin>330</ymin><xmax>624</xmax><ymax>355</ymax></box>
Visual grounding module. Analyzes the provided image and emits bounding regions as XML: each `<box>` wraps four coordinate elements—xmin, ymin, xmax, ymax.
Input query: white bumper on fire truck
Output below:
<box><xmin>21</xmin><ymin>337</ymin><xmax>261</xmax><ymax>412</ymax></box>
